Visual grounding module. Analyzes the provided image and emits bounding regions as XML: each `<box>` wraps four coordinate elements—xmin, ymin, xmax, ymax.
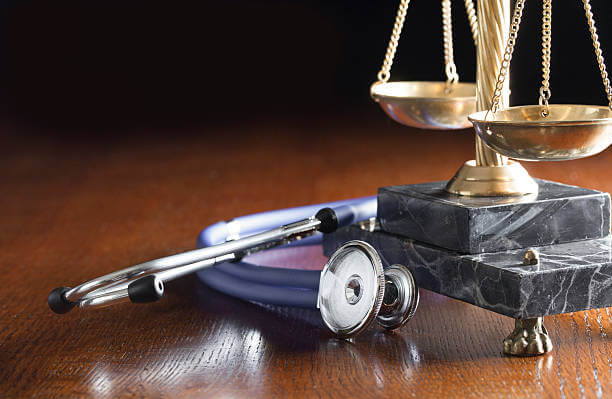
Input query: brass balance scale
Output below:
<box><xmin>323</xmin><ymin>0</ymin><xmax>612</xmax><ymax>356</ymax></box>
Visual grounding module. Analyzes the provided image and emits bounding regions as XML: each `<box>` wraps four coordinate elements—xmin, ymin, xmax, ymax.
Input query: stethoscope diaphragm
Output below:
<box><xmin>318</xmin><ymin>240</ymin><xmax>419</xmax><ymax>338</ymax></box>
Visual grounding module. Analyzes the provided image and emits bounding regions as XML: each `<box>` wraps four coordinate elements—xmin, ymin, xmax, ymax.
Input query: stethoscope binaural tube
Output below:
<box><xmin>198</xmin><ymin>268</ymin><xmax>319</xmax><ymax>308</ymax></box>
<box><xmin>211</xmin><ymin>261</ymin><xmax>320</xmax><ymax>290</ymax></box>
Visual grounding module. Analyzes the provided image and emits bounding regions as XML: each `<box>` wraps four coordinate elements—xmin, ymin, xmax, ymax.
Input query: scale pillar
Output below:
<box><xmin>446</xmin><ymin>0</ymin><xmax>549</xmax><ymax>356</ymax></box>
<box><xmin>445</xmin><ymin>0</ymin><xmax>538</xmax><ymax>197</ymax></box>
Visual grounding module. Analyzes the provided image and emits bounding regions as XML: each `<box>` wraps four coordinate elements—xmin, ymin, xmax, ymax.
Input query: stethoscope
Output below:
<box><xmin>48</xmin><ymin>197</ymin><xmax>419</xmax><ymax>337</ymax></box>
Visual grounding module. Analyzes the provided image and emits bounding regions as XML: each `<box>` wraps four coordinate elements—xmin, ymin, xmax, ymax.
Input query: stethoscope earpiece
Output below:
<box><xmin>318</xmin><ymin>240</ymin><xmax>419</xmax><ymax>338</ymax></box>
<box><xmin>47</xmin><ymin>286</ymin><xmax>76</xmax><ymax>314</ymax></box>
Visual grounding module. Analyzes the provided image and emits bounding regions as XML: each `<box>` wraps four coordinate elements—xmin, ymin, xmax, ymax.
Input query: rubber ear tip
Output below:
<box><xmin>315</xmin><ymin>208</ymin><xmax>338</xmax><ymax>234</ymax></box>
<box><xmin>128</xmin><ymin>275</ymin><xmax>164</xmax><ymax>303</ymax></box>
<box><xmin>48</xmin><ymin>287</ymin><xmax>76</xmax><ymax>314</ymax></box>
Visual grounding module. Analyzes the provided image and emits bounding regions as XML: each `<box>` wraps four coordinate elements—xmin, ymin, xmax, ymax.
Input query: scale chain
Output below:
<box><xmin>463</xmin><ymin>0</ymin><xmax>478</xmax><ymax>46</ymax></box>
<box><xmin>376</xmin><ymin>0</ymin><xmax>478</xmax><ymax>85</ymax></box>
<box><xmin>442</xmin><ymin>0</ymin><xmax>460</xmax><ymax>88</ymax></box>
<box><xmin>582</xmin><ymin>0</ymin><xmax>612</xmax><ymax>109</ymax></box>
<box><xmin>538</xmin><ymin>0</ymin><xmax>552</xmax><ymax>117</ymax></box>
<box><xmin>488</xmin><ymin>0</ymin><xmax>527</xmax><ymax>114</ymax></box>
<box><xmin>377</xmin><ymin>0</ymin><xmax>411</xmax><ymax>83</ymax></box>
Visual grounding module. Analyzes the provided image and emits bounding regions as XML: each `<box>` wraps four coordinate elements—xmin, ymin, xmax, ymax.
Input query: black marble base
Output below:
<box><xmin>323</xmin><ymin>222</ymin><xmax>612</xmax><ymax>319</ymax></box>
<box><xmin>378</xmin><ymin>179</ymin><xmax>611</xmax><ymax>254</ymax></box>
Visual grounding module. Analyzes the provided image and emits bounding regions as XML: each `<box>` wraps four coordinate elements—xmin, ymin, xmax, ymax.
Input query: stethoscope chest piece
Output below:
<box><xmin>318</xmin><ymin>240</ymin><xmax>419</xmax><ymax>338</ymax></box>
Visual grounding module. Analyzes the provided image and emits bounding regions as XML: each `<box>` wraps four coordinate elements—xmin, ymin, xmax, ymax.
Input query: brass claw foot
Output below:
<box><xmin>503</xmin><ymin>317</ymin><xmax>553</xmax><ymax>356</ymax></box>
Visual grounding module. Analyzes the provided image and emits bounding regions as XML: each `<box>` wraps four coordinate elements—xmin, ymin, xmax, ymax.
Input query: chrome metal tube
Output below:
<box><xmin>79</xmin><ymin>289</ymin><xmax>131</xmax><ymax>310</ymax></box>
<box><xmin>78</xmin><ymin>254</ymin><xmax>235</xmax><ymax>303</ymax></box>
<box><xmin>64</xmin><ymin>217</ymin><xmax>322</xmax><ymax>304</ymax></box>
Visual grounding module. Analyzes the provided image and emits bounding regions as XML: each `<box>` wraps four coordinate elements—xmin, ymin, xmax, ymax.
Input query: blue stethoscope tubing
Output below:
<box><xmin>196</xmin><ymin>196</ymin><xmax>377</xmax><ymax>308</ymax></box>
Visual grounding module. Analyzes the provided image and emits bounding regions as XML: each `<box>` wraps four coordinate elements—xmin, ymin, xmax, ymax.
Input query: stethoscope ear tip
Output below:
<box><xmin>48</xmin><ymin>286</ymin><xmax>76</xmax><ymax>314</ymax></box>
<box><xmin>128</xmin><ymin>275</ymin><xmax>165</xmax><ymax>303</ymax></box>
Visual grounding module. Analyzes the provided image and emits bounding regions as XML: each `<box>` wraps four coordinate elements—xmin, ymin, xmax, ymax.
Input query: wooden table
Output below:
<box><xmin>1</xmin><ymin>113</ymin><xmax>610</xmax><ymax>398</ymax></box>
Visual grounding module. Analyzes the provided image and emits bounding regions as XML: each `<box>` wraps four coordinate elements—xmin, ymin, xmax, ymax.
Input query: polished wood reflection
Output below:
<box><xmin>1</xmin><ymin>114</ymin><xmax>610</xmax><ymax>398</ymax></box>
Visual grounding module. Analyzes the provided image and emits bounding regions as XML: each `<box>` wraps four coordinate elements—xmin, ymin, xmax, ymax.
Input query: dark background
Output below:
<box><xmin>0</xmin><ymin>0</ymin><xmax>610</xmax><ymax>131</ymax></box>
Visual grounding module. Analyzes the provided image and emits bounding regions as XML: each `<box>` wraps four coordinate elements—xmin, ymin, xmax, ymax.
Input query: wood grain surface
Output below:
<box><xmin>1</xmin><ymin>114</ymin><xmax>611</xmax><ymax>398</ymax></box>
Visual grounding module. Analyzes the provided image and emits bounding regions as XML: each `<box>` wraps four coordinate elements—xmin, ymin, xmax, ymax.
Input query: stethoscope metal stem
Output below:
<box><xmin>53</xmin><ymin>215</ymin><xmax>324</xmax><ymax>312</ymax></box>
<box><xmin>78</xmin><ymin>254</ymin><xmax>237</xmax><ymax>310</ymax></box>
